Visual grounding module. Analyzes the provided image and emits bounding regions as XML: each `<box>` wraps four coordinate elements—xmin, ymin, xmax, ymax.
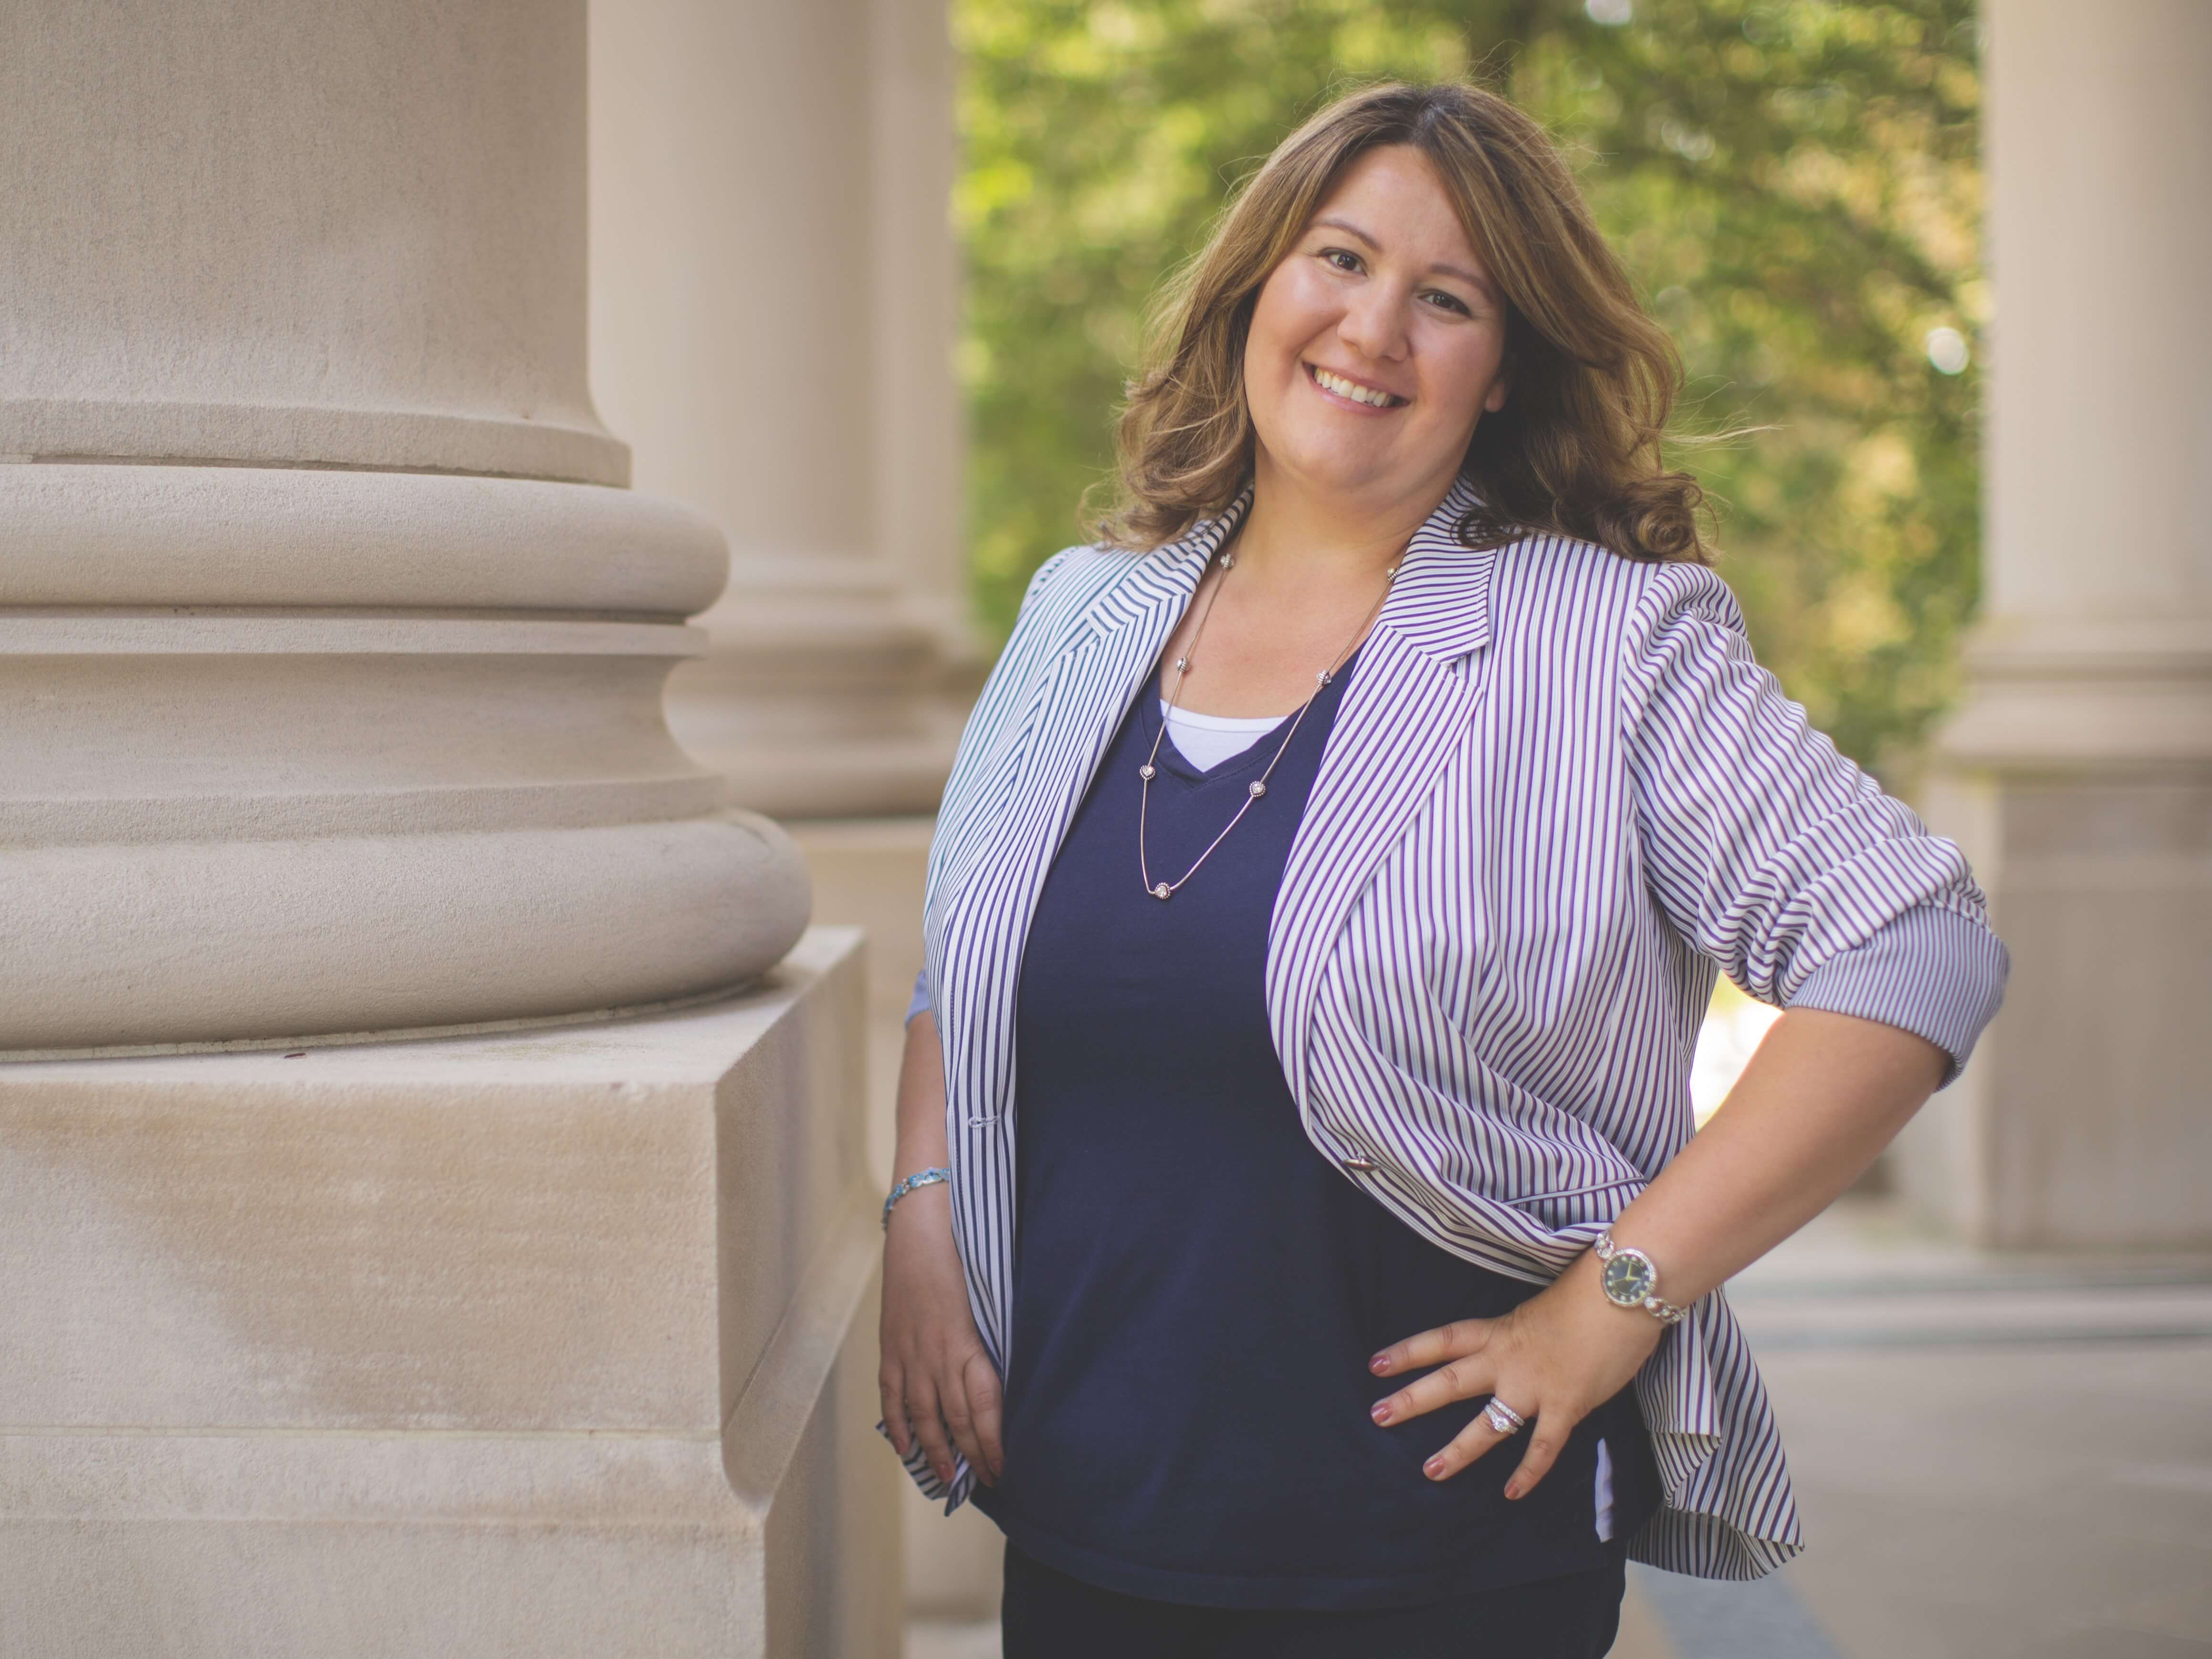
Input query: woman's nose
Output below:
<box><xmin>1337</xmin><ymin>287</ymin><xmax>1410</xmax><ymax>362</ymax></box>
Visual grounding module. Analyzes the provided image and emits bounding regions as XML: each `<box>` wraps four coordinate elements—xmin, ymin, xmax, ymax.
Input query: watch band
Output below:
<box><xmin>1593</xmin><ymin>1231</ymin><xmax>1690</xmax><ymax>1325</ymax></box>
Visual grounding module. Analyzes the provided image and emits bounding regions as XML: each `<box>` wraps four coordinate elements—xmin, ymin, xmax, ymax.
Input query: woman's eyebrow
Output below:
<box><xmin>1310</xmin><ymin>214</ymin><xmax>1495</xmax><ymax>300</ymax></box>
<box><xmin>1312</xmin><ymin>214</ymin><xmax>1383</xmax><ymax>250</ymax></box>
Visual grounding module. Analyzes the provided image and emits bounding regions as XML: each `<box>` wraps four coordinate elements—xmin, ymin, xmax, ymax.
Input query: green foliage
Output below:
<box><xmin>958</xmin><ymin>0</ymin><xmax>1982</xmax><ymax>770</ymax></box>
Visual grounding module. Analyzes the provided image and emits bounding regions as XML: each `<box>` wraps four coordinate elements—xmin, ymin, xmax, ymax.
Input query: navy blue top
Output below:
<box><xmin>971</xmin><ymin>651</ymin><xmax>1659</xmax><ymax>1610</ymax></box>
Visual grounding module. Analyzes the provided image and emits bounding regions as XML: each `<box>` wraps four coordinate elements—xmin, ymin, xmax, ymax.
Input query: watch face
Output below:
<box><xmin>1601</xmin><ymin>1249</ymin><xmax>1657</xmax><ymax>1307</ymax></box>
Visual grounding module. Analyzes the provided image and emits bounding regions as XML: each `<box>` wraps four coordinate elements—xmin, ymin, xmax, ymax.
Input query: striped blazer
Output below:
<box><xmin>906</xmin><ymin>476</ymin><xmax>2007</xmax><ymax>1580</ymax></box>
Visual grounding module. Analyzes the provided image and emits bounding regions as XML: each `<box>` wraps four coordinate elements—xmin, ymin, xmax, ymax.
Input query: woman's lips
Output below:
<box><xmin>1305</xmin><ymin>360</ymin><xmax>1408</xmax><ymax>410</ymax></box>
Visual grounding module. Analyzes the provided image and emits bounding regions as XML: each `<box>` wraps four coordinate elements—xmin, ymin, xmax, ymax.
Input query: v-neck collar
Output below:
<box><xmin>1143</xmin><ymin>641</ymin><xmax>1366</xmax><ymax>787</ymax></box>
<box><xmin>1146</xmin><ymin>698</ymin><xmax>1291</xmax><ymax>784</ymax></box>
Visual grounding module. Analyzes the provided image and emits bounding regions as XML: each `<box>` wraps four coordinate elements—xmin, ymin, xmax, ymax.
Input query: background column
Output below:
<box><xmin>590</xmin><ymin>0</ymin><xmax>977</xmax><ymax>823</ymax></box>
<box><xmin>589</xmin><ymin>0</ymin><xmax>996</xmax><ymax>1620</ymax></box>
<box><xmin>1908</xmin><ymin>0</ymin><xmax>2212</xmax><ymax>1247</ymax></box>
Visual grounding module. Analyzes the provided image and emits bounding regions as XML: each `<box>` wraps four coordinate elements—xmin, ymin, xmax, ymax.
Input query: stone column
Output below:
<box><xmin>0</xmin><ymin>2</ymin><xmax>897</xmax><ymax>1651</ymax></box>
<box><xmin>1908</xmin><ymin>0</ymin><xmax>2212</xmax><ymax>1247</ymax></box>
<box><xmin>0</xmin><ymin>0</ymin><xmax>808</xmax><ymax>1054</ymax></box>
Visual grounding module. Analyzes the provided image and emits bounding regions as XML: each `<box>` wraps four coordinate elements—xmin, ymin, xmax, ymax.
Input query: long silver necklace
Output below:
<box><xmin>1138</xmin><ymin>548</ymin><xmax>1398</xmax><ymax>901</ymax></box>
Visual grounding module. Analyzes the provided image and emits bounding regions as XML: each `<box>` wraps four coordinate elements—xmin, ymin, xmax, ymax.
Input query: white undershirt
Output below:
<box><xmin>1159</xmin><ymin>700</ymin><xmax>1288</xmax><ymax>771</ymax></box>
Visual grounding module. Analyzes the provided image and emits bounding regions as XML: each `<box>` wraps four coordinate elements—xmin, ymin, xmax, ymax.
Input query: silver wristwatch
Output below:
<box><xmin>1593</xmin><ymin>1232</ymin><xmax>1690</xmax><ymax>1325</ymax></box>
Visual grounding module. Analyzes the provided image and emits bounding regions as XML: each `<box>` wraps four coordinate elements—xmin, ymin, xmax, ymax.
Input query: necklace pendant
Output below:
<box><xmin>1152</xmin><ymin>882</ymin><xmax>1172</xmax><ymax>900</ymax></box>
<box><xmin>1138</xmin><ymin>763</ymin><xmax>1156</xmax><ymax>781</ymax></box>
<box><xmin>1248</xmin><ymin>780</ymin><xmax>1266</xmax><ymax>798</ymax></box>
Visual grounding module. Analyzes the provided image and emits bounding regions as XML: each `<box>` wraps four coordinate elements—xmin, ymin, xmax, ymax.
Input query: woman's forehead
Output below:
<box><xmin>1307</xmin><ymin>147</ymin><xmax>1493</xmax><ymax>286</ymax></box>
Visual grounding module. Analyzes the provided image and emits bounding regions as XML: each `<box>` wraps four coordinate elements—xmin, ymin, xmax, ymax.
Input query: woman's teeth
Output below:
<box><xmin>1311</xmin><ymin>366</ymin><xmax>1400</xmax><ymax>408</ymax></box>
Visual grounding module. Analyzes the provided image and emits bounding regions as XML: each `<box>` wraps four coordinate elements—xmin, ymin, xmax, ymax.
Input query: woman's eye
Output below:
<box><xmin>1321</xmin><ymin>248</ymin><xmax>1363</xmax><ymax>273</ymax></box>
<box><xmin>1423</xmin><ymin>291</ymin><xmax>1471</xmax><ymax>316</ymax></box>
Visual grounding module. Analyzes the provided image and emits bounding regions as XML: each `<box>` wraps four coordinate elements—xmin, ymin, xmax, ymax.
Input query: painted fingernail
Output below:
<box><xmin>1369</xmin><ymin>1353</ymin><xmax>1392</xmax><ymax>1374</ymax></box>
<box><xmin>1424</xmin><ymin>1455</ymin><xmax>1447</xmax><ymax>1479</ymax></box>
<box><xmin>1504</xmin><ymin>1480</ymin><xmax>1524</xmax><ymax>1501</ymax></box>
<box><xmin>1370</xmin><ymin>1401</ymin><xmax>1393</xmax><ymax>1425</ymax></box>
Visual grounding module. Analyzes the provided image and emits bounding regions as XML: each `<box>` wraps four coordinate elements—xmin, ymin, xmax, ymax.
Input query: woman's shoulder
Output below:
<box><xmin>999</xmin><ymin>539</ymin><xmax>1176</xmax><ymax>655</ymax></box>
<box><xmin>1021</xmin><ymin>541</ymin><xmax>1148</xmax><ymax>602</ymax></box>
<box><xmin>998</xmin><ymin>542</ymin><xmax>1134</xmax><ymax>647</ymax></box>
<box><xmin>1482</xmin><ymin>530</ymin><xmax>1743</xmax><ymax>645</ymax></box>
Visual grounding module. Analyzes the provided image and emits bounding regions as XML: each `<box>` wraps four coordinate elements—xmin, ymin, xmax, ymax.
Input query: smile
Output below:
<box><xmin>1306</xmin><ymin>362</ymin><xmax>1407</xmax><ymax>409</ymax></box>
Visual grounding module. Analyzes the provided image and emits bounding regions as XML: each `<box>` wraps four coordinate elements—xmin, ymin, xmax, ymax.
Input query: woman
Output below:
<box><xmin>879</xmin><ymin>81</ymin><xmax>2006</xmax><ymax>1658</ymax></box>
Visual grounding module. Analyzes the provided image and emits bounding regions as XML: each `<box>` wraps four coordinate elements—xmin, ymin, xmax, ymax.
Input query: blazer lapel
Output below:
<box><xmin>936</xmin><ymin>501</ymin><xmax>1245</xmax><ymax>1130</ymax></box>
<box><xmin>1267</xmin><ymin>479</ymin><xmax>1498</xmax><ymax>1106</ymax></box>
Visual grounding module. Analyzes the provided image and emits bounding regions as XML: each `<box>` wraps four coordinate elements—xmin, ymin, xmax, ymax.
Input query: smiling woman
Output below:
<box><xmin>1099</xmin><ymin>81</ymin><xmax>1705</xmax><ymax>567</ymax></box>
<box><xmin>881</xmin><ymin>80</ymin><xmax>2007</xmax><ymax>1659</ymax></box>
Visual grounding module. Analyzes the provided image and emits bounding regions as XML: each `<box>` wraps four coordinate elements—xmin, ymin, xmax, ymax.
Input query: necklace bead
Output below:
<box><xmin>1248</xmin><ymin>780</ymin><xmax>1267</xmax><ymax>798</ymax></box>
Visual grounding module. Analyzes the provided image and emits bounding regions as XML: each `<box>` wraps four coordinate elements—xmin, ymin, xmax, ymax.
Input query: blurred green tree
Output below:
<box><xmin>957</xmin><ymin>0</ymin><xmax>1982</xmax><ymax>771</ymax></box>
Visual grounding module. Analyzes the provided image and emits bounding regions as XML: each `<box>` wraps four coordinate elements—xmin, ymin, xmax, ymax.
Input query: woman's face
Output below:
<box><xmin>1243</xmin><ymin>144</ymin><xmax>1510</xmax><ymax>511</ymax></box>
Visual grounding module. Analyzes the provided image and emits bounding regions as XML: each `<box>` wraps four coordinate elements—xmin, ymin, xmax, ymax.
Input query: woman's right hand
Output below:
<box><xmin>878</xmin><ymin>1004</ymin><xmax>1005</xmax><ymax>1488</ymax></box>
<box><xmin>880</xmin><ymin>1181</ymin><xmax>1004</xmax><ymax>1487</ymax></box>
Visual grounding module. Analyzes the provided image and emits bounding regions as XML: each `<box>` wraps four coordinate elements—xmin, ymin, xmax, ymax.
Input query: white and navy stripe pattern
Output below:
<box><xmin>899</xmin><ymin>477</ymin><xmax>2008</xmax><ymax>1580</ymax></box>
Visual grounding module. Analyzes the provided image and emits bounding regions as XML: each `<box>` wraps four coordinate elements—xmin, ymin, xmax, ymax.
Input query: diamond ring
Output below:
<box><xmin>1482</xmin><ymin>1397</ymin><xmax>1528</xmax><ymax>1436</ymax></box>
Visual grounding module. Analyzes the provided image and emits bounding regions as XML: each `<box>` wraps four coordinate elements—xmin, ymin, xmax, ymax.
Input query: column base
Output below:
<box><xmin>0</xmin><ymin>927</ymin><xmax>900</xmax><ymax>1658</ymax></box>
<box><xmin>0</xmin><ymin>462</ymin><xmax>810</xmax><ymax>1051</ymax></box>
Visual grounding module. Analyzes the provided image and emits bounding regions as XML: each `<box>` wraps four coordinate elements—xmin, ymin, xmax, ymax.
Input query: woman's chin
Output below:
<box><xmin>1261</xmin><ymin>445</ymin><xmax>1430</xmax><ymax>508</ymax></box>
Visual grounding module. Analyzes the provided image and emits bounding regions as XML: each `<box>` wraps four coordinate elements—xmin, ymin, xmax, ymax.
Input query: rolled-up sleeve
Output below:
<box><xmin>1620</xmin><ymin>564</ymin><xmax>2008</xmax><ymax>1085</ymax></box>
<box><xmin>1789</xmin><ymin>907</ymin><xmax>2008</xmax><ymax>1082</ymax></box>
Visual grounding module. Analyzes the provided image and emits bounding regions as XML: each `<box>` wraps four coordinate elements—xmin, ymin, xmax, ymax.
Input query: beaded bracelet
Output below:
<box><xmin>881</xmin><ymin>1166</ymin><xmax>952</xmax><ymax>1229</ymax></box>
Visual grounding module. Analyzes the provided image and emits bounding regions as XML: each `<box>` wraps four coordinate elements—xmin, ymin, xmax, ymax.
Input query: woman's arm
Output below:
<box><xmin>1368</xmin><ymin>1006</ymin><xmax>1944</xmax><ymax>1494</ymax></box>
<box><xmin>1371</xmin><ymin>564</ymin><xmax>2002</xmax><ymax>1498</ymax></box>
<box><xmin>1604</xmin><ymin>1007</ymin><xmax>1945</xmax><ymax>1299</ymax></box>
<box><xmin>878</xmin><ymin>1008</ymin><xmax>1005</xmax><ymax>1489</ymax></box>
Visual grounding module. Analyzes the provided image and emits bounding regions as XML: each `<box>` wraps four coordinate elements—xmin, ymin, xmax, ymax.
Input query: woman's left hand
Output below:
<box><xmin>1366</xmin><ymin>1248</ymin><xmax>1667</xmax><ymax>1498</ymax></box>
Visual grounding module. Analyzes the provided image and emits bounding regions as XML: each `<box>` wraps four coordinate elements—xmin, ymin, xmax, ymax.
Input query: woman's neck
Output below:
<box><xmin>1231</xmin><ymin>455</ymin><xmax>1456</xmax><ymax>587</ymax></box>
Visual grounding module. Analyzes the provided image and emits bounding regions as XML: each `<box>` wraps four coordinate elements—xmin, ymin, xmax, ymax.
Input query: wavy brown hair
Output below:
<box><xmin>1094</xmin><ymin>81</ymin><xmax>1709</xmax><ymax>564</ymax></box>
